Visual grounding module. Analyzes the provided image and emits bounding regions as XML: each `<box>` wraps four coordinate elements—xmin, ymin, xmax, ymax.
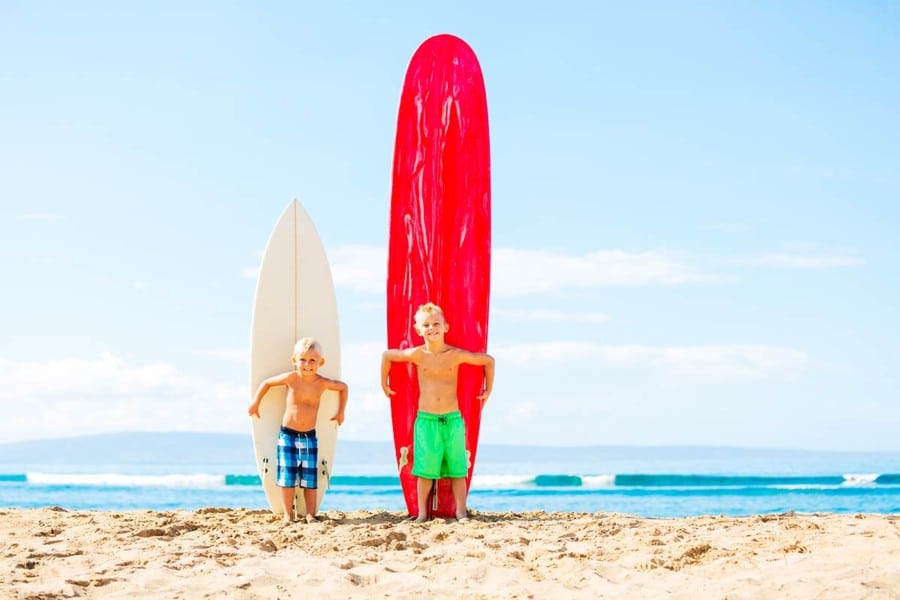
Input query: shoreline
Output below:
<box><xmin>3</xmin><ymin>507</ymin><xmax>899</xmax><ymax>598</ymax></box>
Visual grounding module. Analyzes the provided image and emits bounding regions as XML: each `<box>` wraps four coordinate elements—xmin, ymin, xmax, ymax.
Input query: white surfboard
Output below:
<box><xmin>250</xmin><ymin>199</ymin><xmax>341</xmax><ymax>516</ymax></box>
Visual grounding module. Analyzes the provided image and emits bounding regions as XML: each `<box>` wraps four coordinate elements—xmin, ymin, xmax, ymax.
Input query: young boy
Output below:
<box><xmin>248</xmin><ymin>337</ymin><xmax>348</xmax><ymax>524</ymax></box>
<box><xmin>381</xmin><ymin>302</ymin><xmax>494</xmax><ymax>522</ymax></box>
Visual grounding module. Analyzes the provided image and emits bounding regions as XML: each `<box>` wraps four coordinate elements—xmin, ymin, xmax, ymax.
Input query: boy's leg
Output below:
<box><xmin>302</xmin><ymin>487</ymin><xmax>318</xmax><ymax>520</ymax></box>
<box><xmin>276</xmin><ymin>427</ymin><xmax>300</xmax><ymax>524</ymax></box>
<box><xmin>416</xmin><ymin>477</ymin><xmax>434</xmax><ymax>522</ymax></box>
<box><xmin>297</xmin><ymin>433</ymin><xmax>319</xmax><ymax>522</ymax></box>
<box><xmin>443</xmin><ymin>414</ymin><xmax>469</xmax><ymax>520</ymax></box>
<box><xmin>280</xmin><ymin>487</ymin><xmax>296</xmax><ymax>523</ymax></box>
<box><xmin>450</xmin><ymin>477</ymin><xmax>468</xmax><ymax>520</ymax></box>
<box><xmin>412</xmin><ymin>413</ymin><xmax>439</xmax><ymax>522</ymax></box>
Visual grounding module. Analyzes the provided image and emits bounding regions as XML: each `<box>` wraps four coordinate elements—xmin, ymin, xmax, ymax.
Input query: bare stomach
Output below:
<box><xmin>417</xmin><ymin>394</ymin><xmax>460</xmax><ymax>414</ymax></box>
<box><xmin>282</xmin><ymin>405</ymin><xmax>318</xmax><ymax>431</ymax></box>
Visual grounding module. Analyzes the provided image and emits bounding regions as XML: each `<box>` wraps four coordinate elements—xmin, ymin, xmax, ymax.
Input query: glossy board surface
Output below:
<box><xmin>250</xmin><ymin>200</ymin><xmax>341</xmax><ymax>515</ymax></box>
<box><xmin>387</xmin><ymin>34</ymin><xmax>491</xmax><ymax>517</ymax></box>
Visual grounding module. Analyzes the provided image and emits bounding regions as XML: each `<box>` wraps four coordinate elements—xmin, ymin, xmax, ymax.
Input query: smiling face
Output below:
<box><xmin>292</xmin><ymin>348</ymin><xmax>324</xmax><ymax>377</ymax></box>
<box><xmin>414</xmin><ymin>308</ymin><xmax>449</xmax><ymax>344</ymax></box>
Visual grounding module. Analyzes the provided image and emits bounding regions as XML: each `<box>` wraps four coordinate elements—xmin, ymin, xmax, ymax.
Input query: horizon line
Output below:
<box><xmin>1</xmin><ymin>431</ymin><xmax>897</xmax><ymax>455</ymax></box>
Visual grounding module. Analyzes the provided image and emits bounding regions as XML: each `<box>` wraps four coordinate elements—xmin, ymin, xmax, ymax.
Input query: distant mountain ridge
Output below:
<box><xmin>0</xmin><ymin>432</ymin><xmax>260</xmax><ymax>466</ymax></box>
<box><xmin>0</xmin><ymin>431</ymin><xmax>878</xmax><ymax>467</ymax></box>
<box><xmin>0</xmin><ymin>432</ymin><xmax>393</xmax><ymax>467</ymax></box>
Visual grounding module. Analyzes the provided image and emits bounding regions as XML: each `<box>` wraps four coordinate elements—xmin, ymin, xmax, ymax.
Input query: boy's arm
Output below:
<box><xmin>328</xmin><ymin>380</ymin><xmax>349</xmax><ymax>425</ymax></box>
<box><xmin>381</xmin><ymin>348</ymin><xmax>416</xmax><ymax>396</ymax></box>
<box><xmin>247</xmin><ymin>372</ymin><xmax>291</xmax><ymax>418</ymax></box>
<box><xmin>473</xmin><ymin>353</ymin><xmax>495</xmax><ymax>405</ymax></box>
<box><xmin>479</xmin><ymin>354</ymin><xmax>495</xmax><ymax>406</ymax></box>
<box><xmin>456</xmin><ymin>350</ymin><xmax>495</xmax><ymax>404</ymax></box>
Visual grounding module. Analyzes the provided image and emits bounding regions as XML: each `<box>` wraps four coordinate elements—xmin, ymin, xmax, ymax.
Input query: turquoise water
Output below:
<box><xmin>2</xmin><ymin>448</ymin><xmax>899</xmax><ymax>516</ymax></box>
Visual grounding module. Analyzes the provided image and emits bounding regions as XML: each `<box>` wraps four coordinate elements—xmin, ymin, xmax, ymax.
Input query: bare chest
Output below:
<box><xmin>418</xmin><ymin>356</ymin><xmax>458</xmax><ymax>381</ymax></box>
<box><xmin>285</xmin><ymin>380</ymin><xmax>325</xmax><ymax>406</ymax></box>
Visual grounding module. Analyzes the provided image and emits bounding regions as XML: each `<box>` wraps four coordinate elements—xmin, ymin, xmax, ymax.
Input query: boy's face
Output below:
<box><xmin>414</xmin><ymin>311</ymin><xmax>449</xmax><ymax>341</ymax></box>
<box><xmin>292</xmin><ymin>349</ymin><xmax>324</xmax><ymax>376</ymax></box>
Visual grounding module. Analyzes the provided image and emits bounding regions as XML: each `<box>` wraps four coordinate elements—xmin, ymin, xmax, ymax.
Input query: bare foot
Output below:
<box><xmin>282</xmin><ymin>514</ymin><xmax>294</xmax><ymax>525</ymax></box>
<box><xmin>305</xmin><ymin>514</ymin><xmax>319</xmax><ymax>524</ymax></box>
<box><xmin>413</xmin><ymin>515</ymin><xmax>429</xmax><ymax>523</ymax></box>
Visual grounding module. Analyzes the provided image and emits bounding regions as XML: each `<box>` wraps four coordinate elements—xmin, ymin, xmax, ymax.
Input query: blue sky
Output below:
<box><xmin>1</xmin><ymin>1</ymin><xmax>898</xmax><ymax>450</ymax></box>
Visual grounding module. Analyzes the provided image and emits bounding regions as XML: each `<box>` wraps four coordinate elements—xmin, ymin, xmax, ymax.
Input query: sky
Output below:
<box><xmin>1</xmin><ymin>1</ymin><xmax>898</xmax><ymax>451</ymax></box>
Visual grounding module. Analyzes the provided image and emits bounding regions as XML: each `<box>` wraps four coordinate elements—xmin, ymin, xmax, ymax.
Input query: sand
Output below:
<box><xmin>2</xmin><ymin>507</ymin><xmax>898</xmax><ymax>599</ymax></box>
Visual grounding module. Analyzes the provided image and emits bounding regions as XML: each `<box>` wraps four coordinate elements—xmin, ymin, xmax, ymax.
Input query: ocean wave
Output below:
<box><xmin>842</xmin><ymin>473</ymin><xmax>880</xmax><ymax>486</ymax></box>
<box><xmin>25</xmin><ymin>473</ymin><xmax>227</xmax><ymax>488</ymax></box>
<box><xmin>5</xmin><ymin>472</ymin><xmax>899</xmax><ymax>490</ymax></box>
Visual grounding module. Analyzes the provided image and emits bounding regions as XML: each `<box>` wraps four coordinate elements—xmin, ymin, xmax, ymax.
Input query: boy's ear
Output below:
<box><xmin>319</xmin><ymin>357</ymin><xmax>326</xmax><ymax>366</ymax></box>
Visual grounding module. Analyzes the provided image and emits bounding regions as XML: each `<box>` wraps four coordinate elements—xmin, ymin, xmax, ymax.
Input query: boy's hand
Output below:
<box><xmin>247</xmin><ymin>403</ymin><xmax>260</xmax><ymax>418</ymax></box>
<box><xmin>331</xmin><ymin>411</ymin><xmax>345</xmax><ymax>426</ymax></box>
<box><xmin>382</xmin><ymin>383</ymin><xmax>396</xmax><ymax>397</ymax></box>
<box><xmin>476</xmin><ymin>391</ymin><xmax>490</xmax><ymax>405</ymax></box>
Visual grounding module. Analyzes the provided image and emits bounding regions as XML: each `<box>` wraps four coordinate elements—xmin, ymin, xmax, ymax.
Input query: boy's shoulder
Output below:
<box><xmin>387</xmin><ymin>345</ymin><xmax>421</xmax><ymax>355</ymax></box>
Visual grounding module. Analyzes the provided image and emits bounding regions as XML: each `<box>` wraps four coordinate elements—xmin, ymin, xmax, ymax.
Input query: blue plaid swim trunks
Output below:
<box><xmin>276</xmin><ymin>426</ymin><xmax>318</xmax><ymax>489</ymax></box>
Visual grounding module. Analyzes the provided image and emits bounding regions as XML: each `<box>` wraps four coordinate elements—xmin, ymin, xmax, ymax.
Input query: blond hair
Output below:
<box><xmin>292</xmin><ymin>337</ymin><xmax>323</xmax><ymax>357</ymax></box>
<box><xmin>415</xmin><ymin>302</ymin><xmax>445</xmax><ymax>320</ymax></box>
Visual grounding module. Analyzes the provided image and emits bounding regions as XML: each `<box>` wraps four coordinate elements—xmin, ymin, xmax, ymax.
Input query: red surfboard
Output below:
<box><xmin>387</xmin><ymin>34</ymin><xmax>491</xmax><ymax>518</ymax></box>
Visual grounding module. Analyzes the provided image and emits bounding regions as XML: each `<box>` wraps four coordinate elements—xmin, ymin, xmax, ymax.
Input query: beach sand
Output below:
<box><xmin>2</xmin><ymin>507</ymin><xmax>898</xmax><ymax>599</ymax></box>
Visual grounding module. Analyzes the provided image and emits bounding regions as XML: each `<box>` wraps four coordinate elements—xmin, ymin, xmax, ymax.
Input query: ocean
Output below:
<box><xmin>1</xmin><ymin>433</ymin><xmax>898</xmax><ymax>517</ymax></box>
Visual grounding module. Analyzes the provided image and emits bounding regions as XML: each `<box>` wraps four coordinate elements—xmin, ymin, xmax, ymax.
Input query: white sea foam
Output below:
<box><xmin>26</xmin><ymin>473</ymin><xmax>226</xmax><ymax>488</ymax></box>
<box><xmin>581</xmin><ymin>475</ymin><xmax>616</xmax><ymax>488</ymax></box>
<box><xmin>842</xmin><ymin>473</ymin><xmax>879</xmax><ymax>486</ymax></box>
<box><xmin>470</xmin><ymin>474</ymin><xmax>534</xmax><ymax>489</ymax></box>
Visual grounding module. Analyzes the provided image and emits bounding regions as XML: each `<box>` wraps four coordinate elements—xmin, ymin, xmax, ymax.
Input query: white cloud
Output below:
<box><xmin>0</xmin><ymin>341</ymin><xmax>818</xmax><ymax>446</ymax></box>
<box><xmin>334</xmin><ymin>341</ymin><xmax>395</xmax><ymax>440</ymax></box>
<box><xmin>252</xmin><ymin>244</ymin><xmax>863</xmax><ymax>295</ymax></box>
<box><xmin>494</xmin><ymin>308</ymin><xmax>609</xmax><ymax>324</ymax></box>
<box><xmin>242</xmin><ymin>250</ymin><xmax>265</xmax><ymax>280</ymax></box>
<box><xmin>0</xmin><ymin>341</ymin><xmax>407</xmax><ymax>444</ymax></box>
<box><xmin>494</xmin><ymin>248</ymin><xmax>728</xmax><ymax>296</ymax></box>
<box><xmin>0</xmin><ymin>354</ymin><xmax>247</xmax><ymax>444</ymax></box>
<box><xmin>326</xmin><ymin>242</ymin><xmax>865</xmax><ymax>301</ymax></box>
<box><xmin>337</xmin><ymin>390</ymin><xmax>393</xmax><ymax>441</ymax></box>
<box><xmin>729</xmin><ymin>253</ymin><xmax>865</xmax><ymax>269</ymax></box>
<box><xmin>340</xmin><ymin>341</ymin><xmax>384</xmax><ymax>386</ymax></box>
<box><xmin>329</xmin><ymin>245</ymin><xmax>387</xmax><ymax>293</ymax></box>
<box><xmin>492</xmin><ymin>342</ymin><xmax>809</xmax><ymax>382</ymax></box>
<box><xmin>326</xmin><ymin>244</ymin><xmax>728</xmax><ymax>296</ymax></box>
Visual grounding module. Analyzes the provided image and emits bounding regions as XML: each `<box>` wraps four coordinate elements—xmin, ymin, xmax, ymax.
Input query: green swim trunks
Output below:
<box><xmin>412</xmin><ymin>410</ymin><xmax>468</xmax><ymax>479</ymax></box>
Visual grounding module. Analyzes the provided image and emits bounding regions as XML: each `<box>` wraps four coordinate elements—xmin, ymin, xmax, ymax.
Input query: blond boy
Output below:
<box><xmin>381</xmin><ymin>303</ymin><xmax>494</xmax><ymax>522</ymax></box>
<box><xmin>248</xmin><ymin>337</ymin><xmax>348</xmax><ymax>524</ymax></box>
